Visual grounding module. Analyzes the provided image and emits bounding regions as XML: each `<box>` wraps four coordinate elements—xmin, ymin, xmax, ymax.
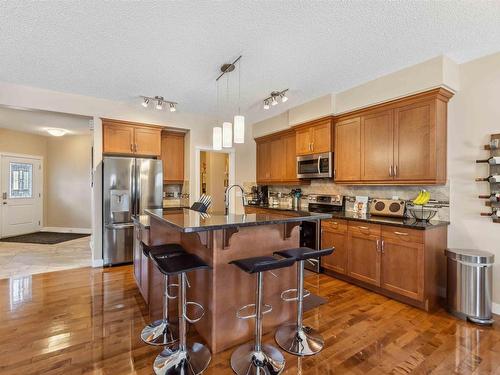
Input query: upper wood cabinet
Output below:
<box><xmin>334</xmin><ymin>117</ymin><xmax>361</xmax><ymax>182</ymax></box>
<box><xmin>255</xmin><ymin>130</ymin><xmax>303</xmax><ymax>185</ymax></box>
<box><xmin>161</xmin><ymin>131</ymin><xmax>185</xmax><ymax>183</ymax></box>
<box><xmin>102</xmin><ymin>119</ymin><xmax>162</xmax><ymax>157</ymax></box>
<box><xmin>334</xmin><ymin>88</ymin><xmax>453</xmax><ymax>185</ymax></box>
<box><xmin>295</xmin><ymin>117</ymin><xmax>333</xmax><ymax>155</ymax></box>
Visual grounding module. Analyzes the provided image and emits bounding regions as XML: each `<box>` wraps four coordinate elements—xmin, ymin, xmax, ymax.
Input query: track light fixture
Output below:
<box><xmin>140</xmin><ymin>95</ymin><xmax>177</xmax><ymax>112</ymax></box>
<box><xmin>263</xmin><ymin>89</ymin><xmax>289</xmax><ymax>110</ymax></box>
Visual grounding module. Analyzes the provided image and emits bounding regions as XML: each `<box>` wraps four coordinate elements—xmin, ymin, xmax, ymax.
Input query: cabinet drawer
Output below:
<box><xmin>348</xmin><ymin>221</ymin><xmax>381</xmax><ymax>236</ymax></box>
<box><xmin>382</xmin><ymin>226</ymin><xmax>424</xmax><ymax>244</ymax></box>
<box><xmin>321</xmin><ymin>219</ymin><xmax>347</xmax><ymax>233</ymax></box>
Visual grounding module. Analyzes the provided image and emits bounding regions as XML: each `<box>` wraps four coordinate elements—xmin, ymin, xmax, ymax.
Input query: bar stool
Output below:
<box><xmin>229</xmin><ymin>255</ymin><xmax>295</xmax><ymax>375</ymax></box>
<box><xmin>141</xmin><ymin>243</ymin><xmax>186</xmax><ymax>346</ymax></box>
<box><xmin>150</xmin><ymin>252</ymin><xmax>211</xmax><ymax>375</ymax></box>
<box><xmin>273</xmin><ymin>247</ymin><xmax>334</xmax><ymax>356</ymax></box>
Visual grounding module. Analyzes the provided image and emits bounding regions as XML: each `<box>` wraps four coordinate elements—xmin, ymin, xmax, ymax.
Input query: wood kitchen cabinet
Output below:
<box><xmin>295</xmin><ymin>117</ymin><xmax>333</xmax><ymax>156</ymax></box>
<box><xmin>334</xmin><ymin>88</ymin><xmax>452</xmax><ymax>185</ymax></box>
<box><xmin>321</xmin><ymin>220</ymin><xmax>447</xmax><ymax>312</ymax></box>
<box><xmin>102</xmin><ymin>119</ymin><xmax>162</xmax><ymax>157</ymax></box>
<box><xmin>321</xmin><ymin>219</ymin><xmax>348</xmax><ymax>274</ymax></box>
<box><xmin>334</xmin><ymin>117</ymin><xmax>361</xmax><ymax>182</ymax></box>
<box><xmin>161</xmin><ymin>131</ymin><xmax>185</xmax><ymax>183</ymax></box>
<box><xmin>255</xmin><ymin>130</ymin><xmax>303</xmax><ymax>185</ymax></box>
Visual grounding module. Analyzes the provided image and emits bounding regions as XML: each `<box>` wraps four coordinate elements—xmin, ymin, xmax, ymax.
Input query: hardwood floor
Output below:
<box><xmin>0</xmin><ymin>265</ymin><xmax>498</xmax><ymax>375</ymax></box>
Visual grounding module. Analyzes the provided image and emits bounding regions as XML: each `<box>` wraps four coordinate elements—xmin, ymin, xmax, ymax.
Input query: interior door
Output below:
<box><xmin>1</xmin><ymin>156</ymin><xmax>42</xmax><ymax>237</ymax></box>
<box><xmin>361</xmin><ymin>110</ymin><xmax>394</xmax><ymax>181</ymax></box>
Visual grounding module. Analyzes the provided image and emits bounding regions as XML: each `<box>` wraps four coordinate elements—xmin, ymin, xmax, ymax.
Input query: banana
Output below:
<box><xmin>413</xmin><ymin>191</ymin><xmax>424</xmax><ymax>205</ymax></box>
<box><xmin>421</xmin><ymin>191</ymin><xmax>431</xmax><ymax>205</ymax></box>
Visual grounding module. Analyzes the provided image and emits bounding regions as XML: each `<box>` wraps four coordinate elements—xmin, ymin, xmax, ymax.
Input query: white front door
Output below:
<box><xmin>1</xmin><ymin>155</ymin><xmax>42</xmax><ymax>237</ymax></box>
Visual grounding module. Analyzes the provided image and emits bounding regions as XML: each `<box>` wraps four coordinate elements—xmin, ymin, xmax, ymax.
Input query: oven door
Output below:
<box><xmin>297</xmin><ymin>152</ymin><xmax>332</xmax><ymax>179</ymax></box>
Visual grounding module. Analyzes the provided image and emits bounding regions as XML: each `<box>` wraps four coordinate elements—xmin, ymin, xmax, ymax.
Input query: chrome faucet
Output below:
<box><xmin>225</xmin><ymin>184</ymin><xmax>245</xmax><ymax>215</ymax></box>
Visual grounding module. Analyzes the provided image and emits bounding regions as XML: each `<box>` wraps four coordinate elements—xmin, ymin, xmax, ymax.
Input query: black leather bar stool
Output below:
<box><xmin>273</xmin><ymin>247</ymin><xmax>334</xmax><ymax>356</ymax></box>
<box><xmin>150</xmin><ymin>252</ymin><xmax>211</xmax><ymax>375</ymax></box>
<box><xmin>141</xmin><ymin>243</ymin><xmax>185</xmax><ymax>346</ymax></box>
<box><xmin>229</xmin><ymin>255</ymin><xmax>295</xmax><ymax>375</ymax></box>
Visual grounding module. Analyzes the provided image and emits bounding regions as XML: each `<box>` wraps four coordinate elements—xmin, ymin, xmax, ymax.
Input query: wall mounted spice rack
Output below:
<box><xmin>477</xmin><ymin>133</ymin><xmax>500</xmax><ymax>223</ymax></box>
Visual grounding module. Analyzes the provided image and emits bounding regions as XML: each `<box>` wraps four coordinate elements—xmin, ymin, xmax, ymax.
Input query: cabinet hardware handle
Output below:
<box><xmin>394</xmin><ymin>165</ymin><xmax>398</xmax><ymax>176</ymax></box>
<box><xmin>317</xmin><ymin>155</ymin><xmax>321</xmax><ymax>174</ymax></box>
<box><xmin>389</xmin><ymin>166</ymin><xmax>392</xmax><ymax>177</ymax></box>
<box><xmin>130</xmin><ymin>144</ymin><xmax>133</xmax><ymax>152</ymax></box>
<box><xmin>358</xmin><ymin>226</ymin><xmax>369</xmax><ymax>230</ymax></box>
<box><xmin>331</xmin><ymin>221</ymin><xmax>338</xmax><ymax>225</ymax></box>
<box><xmin>376</xmin><ymin>239</ymin><xmax>380</xmax><ymax>252</ymax></box>
<box><xmin>333</xmin><ymin>169</ymin><xmax>336</xmax><ymax>179</ymax></box>
<box><xmin>394</xmin><ymin>231</ymin><xmax>408</xmax><ymax>236</ymax></box>
<box><xmin>381</xmin><ymin>240</ymin><xmax>385</xmax><ymax>253</ymax></box>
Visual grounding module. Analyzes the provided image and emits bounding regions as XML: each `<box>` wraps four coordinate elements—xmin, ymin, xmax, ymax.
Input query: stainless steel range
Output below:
<box><xmin>300</xmin><ymin>194</ymin><xmax>344</xmax><ymax>272</ymax></box>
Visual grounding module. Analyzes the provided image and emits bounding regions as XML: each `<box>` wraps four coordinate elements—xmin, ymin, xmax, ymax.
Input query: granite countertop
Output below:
<box><xmin>145</xmin><ymin>208</ymin><xmax>332</xmax><ymax>233</ymax></box>
<box><xmin>245</xmin><ymin>204</ymin><xmax>449</xmax><ymax>230</ymax></box>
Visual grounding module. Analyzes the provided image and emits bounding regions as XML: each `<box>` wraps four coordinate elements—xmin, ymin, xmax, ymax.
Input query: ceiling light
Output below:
<box><xmin>46</xmin><ymin>128</ymin><xmax>67</xmax><ymax>137</ymax></box>
<box><xmin>142</xmin><ymin>98</ymin><xmax>149</xmax><ymax>108</ymax></box>
<box><xmin>169</xmin><ymin>103</ymin><xmax>176</xmax><ymax>112</ymax></box>
<box><xmin>271</xmin><ymin>97</ymin><xmax>278</xmax><ymax>106</ymax></box>
<box><xmin>223</xmin><ymin>122</ymin><xmax>233</xmax><ymax>148</ymax></box>
<box><xmin>156</xmin><ymin>99</ymin><xmax>163</xmax><ymax>110</ymax></box>
<box><xmin>140</xmin><ymin>95</ymin><xmax>177</xmax><ymax>112</ymax></box>
<box><xmin>213</xmin><ymin>127</ymin><xmax>222</xmax><ymax>150</ymax></box>
<box><xmin>281</xmin><ymin>93</ymin><xmax>288</xmax><ymax>103</ymax></box>
<box><xmin>262</xmin><ymin>89</ymin><xmax>289</xmax><ymax>110</ymax></box>
<box><xmin>263</xmin><ymin>100</ymin><xmax>270</xmax><ymax>110</ymax></box>
<box><xmin>234</xmin><ymin>115</ymin><xmax>245</xmax><ymax>144</ymax></box>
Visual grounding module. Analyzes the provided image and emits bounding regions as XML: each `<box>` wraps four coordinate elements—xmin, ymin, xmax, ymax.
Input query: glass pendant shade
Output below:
<box><xmin>233</xmin><ymin>115</ymin><xmax>245</xmax><ymax>143</ymax></box>
<box><xmin>222</xmin><ymin>122</ymin><xmax>233</xmax><ymax>148</ymax></box>
<box><xmin>213</xmin><ymin>127</ymin><xmax>222</xmax><ymax>150</ymax></box>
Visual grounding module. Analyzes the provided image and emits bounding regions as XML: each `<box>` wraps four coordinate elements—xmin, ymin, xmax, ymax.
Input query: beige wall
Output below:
<box><xmin>46</xmin><ymin>135</ymin><xmax>92</xmax><ymax>228</ymax></box>
<box><xmin>0</xmin><ymin>128</ymin><xmax>92</xmax><ymax>230</ymax></box>
<box><xmin>447</xmin><ymin>51</ymin><xmax>500</xmax><ymax>309</ymax></box>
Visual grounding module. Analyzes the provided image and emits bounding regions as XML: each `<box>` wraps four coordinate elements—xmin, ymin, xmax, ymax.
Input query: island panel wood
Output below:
<box><xmin>146</xmin><ymin>215</ymin><xmax>302</xmax><ymax>353</ymax></box>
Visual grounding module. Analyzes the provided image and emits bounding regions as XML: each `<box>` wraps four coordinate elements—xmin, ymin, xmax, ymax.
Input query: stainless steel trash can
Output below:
<box><xmin>445</xmin><ymin>248</ymin><xmax>494</xmax><ymax>325</ymax></box>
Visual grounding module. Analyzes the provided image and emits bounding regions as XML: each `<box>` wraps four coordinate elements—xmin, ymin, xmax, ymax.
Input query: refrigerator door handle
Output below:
<box><xmin>106</xmin><ymin>223</ymin><xmax>135</xmax><ymax>230</ymax></box>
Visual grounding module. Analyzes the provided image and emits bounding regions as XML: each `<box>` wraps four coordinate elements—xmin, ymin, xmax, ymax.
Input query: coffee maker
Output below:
<box><xmin>257</xmin><ymin>185</ymin><xmax>269</xmax><ymax>205</ymax></box>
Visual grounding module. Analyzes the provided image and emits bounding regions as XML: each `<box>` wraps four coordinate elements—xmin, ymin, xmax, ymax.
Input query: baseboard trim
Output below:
<box><xmin>41</xmin><ymin>227</ymin><xmax>92</xmax><ymax>234</ymax></box>
<box><xmin>92</xmin><ymin>259</ymin><xmax>104</xmax><ymax>268</ymax></box>
<box><xmin>493</xmin><ymin>302</ymin><xmax>500</xmax><ymax>316</ymax></box>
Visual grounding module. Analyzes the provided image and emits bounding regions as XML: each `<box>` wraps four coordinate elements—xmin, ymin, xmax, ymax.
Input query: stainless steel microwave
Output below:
<box><xmin>297</xmin><ymin>152</ymin><xmax>332</xmax><ymax>179</ymax></box>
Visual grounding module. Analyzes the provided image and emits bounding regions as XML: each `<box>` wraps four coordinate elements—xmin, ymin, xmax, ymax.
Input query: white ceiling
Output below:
<box><xmin>0</xmin><ymin>106</ymin><xmax>91</xmax><ymax>136</ymax></box>
<box><xmin>1</xmin><ymin>1</ymin><xmax>500</xmax><ymax>124</ymax></box>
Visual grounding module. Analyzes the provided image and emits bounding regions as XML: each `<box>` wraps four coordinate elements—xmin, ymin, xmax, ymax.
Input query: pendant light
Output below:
<box><xmin>233</xmin><ymin>58</ymin><xmax>245</xmax><ymax>143</ymax></box>
<box><xmin>222</xmin><ymin>75</ymin><xmax>233</xmax><ymax>148</ymax></box>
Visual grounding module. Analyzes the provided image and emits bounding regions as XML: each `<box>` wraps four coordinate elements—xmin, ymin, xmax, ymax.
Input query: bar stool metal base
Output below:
<box><xmin>275</xmin><ymin>323</ymin><xmax>324</xmax><ymax>356</ymax></box>
<box><xmin>141</xmin><ymin>319</ymin><xmax>178</xmax><ymax>346</ymax></box>
<box><xmin>153</xmin><ymin>343</ymin><xmax>211</xmax><ymax>375</ymax></box>
<box><xmin>230</xmin><ymin>343</ymin><xmax>285</xmax><ymax>375</ymax></box>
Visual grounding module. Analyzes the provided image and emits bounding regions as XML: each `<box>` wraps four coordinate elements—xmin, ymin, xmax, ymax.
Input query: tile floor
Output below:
<box><xmin>0</xmin><ymin>236</ymin><xmax>91</xmax><ymax>279</ymax></box>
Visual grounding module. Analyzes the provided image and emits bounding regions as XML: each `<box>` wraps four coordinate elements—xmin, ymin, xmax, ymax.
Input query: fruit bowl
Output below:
<box><xmin>407</xmin><ymin>206</ymin><xmax>438</xmax><ymax>221</ymax></box>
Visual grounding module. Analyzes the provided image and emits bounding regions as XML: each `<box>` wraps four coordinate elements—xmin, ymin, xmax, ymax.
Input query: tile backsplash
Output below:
<box><xmin>268</xmin><ymin>179</ymin><xmax>450</xmax><ymax>221</ymax></box>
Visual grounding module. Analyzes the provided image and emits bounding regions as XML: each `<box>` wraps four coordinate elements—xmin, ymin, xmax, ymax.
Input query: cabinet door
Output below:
<box><xmin>161</xmin><ymin>132</ymin><xmax>184</xmax><ymax>183</ymax></box>
<box><xmin>283</xmin><ymin>133</ymin><xmax>297</xmax><ymax>182</ymax></box>
<box><xmin>381</xmin><ymin>237</ymin><xmax>424</xmax><ymax>301</ymax></box>
<box><xmin>296</xmin><ymin>127</ymin><xmax>313</xmax><ymax>155</ymax></box>
<box><xmin>270</xmin><ymin>138</ymin><xmax>284</xmax><ymax>181</ymax></box>
<box><xmin>133</xmin><ymin>224</ymin><xmax>142</xmax><ymax>286</ymax></box>
<box><xmin>103</xmin><ymin>123</ymin><xmax>135</xmax><ymax>154</ymax></box>
<box><xmin>134</xmin><ymin>127</ymin><xmax>161</xmax><ymax>156</ymax></box>
<box><xmin>321</xmin><ymin>227</ymin><xmax>347</xmax><ymax>274</ymax></box>
<box><xmin>256</xmin><ymin>141</ymin><xmax>271</xmax><ymax>182</ymax></box>
<box><xmin>361</xmin><ymin>110</ymin><xmax>394</xmax><ymax>181</ymax></box>
<box><xmin>334</xmin><ymin>117</ymin><xmax>361</xmax><ymax>181</ymax></box>
<box><xmin>311</xmin><ymin>121</ymin><xmax>332</xmax><ymax>154</ymax></box>
<box><xmin>347</xmin><ymin>231</ymin><xmax>381</xmax><ymax>286</ymax></box>
<box><xmin>393</xmin><ymin>100</ymin><xmax>436</xmax><ymax>181</ymax></box>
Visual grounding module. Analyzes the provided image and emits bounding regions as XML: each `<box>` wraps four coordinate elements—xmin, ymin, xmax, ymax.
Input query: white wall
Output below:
<box><xmin>447</xmin><ymin>51</ymin><xmax>500</xmax><ymax>308</ymax></box>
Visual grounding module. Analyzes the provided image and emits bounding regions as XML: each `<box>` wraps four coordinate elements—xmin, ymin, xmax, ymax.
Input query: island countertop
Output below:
<box><xmin>145</xmin><ymin>207</ymin><xmax>332</xmax><ymax>233</ymax></box>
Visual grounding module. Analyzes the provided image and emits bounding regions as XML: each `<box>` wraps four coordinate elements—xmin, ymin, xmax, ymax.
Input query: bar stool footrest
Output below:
<box><xmin>280</xmin><ymin>288</ymin><xmax>311</xmax><ymax>302</ymax></box>
<box><xmin>184</xmin><ymin>301</ymin><xmax>205</xmax><ymax>324</ymax></box>
<box><xmin>236</xmin><ymin>303</ymin><xmax>272</xmax><ymax>320</ymax></box>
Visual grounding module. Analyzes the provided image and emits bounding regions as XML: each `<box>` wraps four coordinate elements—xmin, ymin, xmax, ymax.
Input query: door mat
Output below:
<box><xmin>0</xmin><ymin>232</ymin><xmax>90</xmax><ymax>245</ymax></box>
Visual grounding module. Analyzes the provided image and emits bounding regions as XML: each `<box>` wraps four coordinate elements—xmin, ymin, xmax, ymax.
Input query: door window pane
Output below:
<box><xmin>9</xmin><ymin>162</ymin><xmax>33</xmax><ymax>198</ymax></box>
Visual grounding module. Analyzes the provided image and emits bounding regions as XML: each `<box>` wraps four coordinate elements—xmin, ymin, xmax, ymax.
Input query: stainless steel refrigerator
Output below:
<box><xmin>103</xmin><ymin>156</ymin><xmax>163</xmax><ymax>265</ymax></box>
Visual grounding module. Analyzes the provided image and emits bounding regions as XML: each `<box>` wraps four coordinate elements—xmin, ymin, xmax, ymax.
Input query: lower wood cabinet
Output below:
<box><xmin>133</xmin><ymin>222</ymin><xmax>149</xmax><ymax>303</ymax></box>
<box><xmin>321</xmin><ymin>218</ymin><xmax>446</xmax><ymax>312</ymax></box>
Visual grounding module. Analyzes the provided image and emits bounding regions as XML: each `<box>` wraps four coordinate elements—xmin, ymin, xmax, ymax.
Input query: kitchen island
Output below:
<box><xmin>141</xmin><ymin>208</ymin><xmax>331</xmax><ymax>353</ymax></box>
